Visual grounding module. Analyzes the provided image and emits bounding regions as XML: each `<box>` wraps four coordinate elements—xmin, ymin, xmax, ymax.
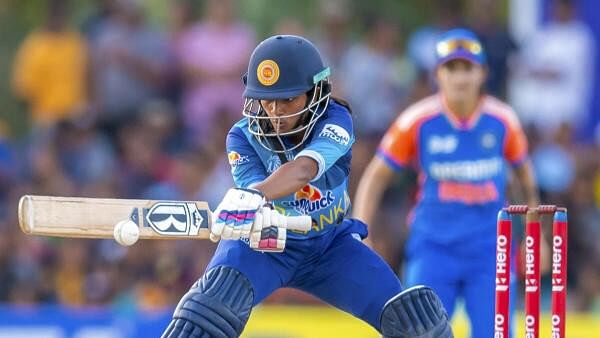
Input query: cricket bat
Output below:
<box><xmin>18</xmin><ymin>195</ymin><xmax>312</xmax><ymax>240</ymax></box>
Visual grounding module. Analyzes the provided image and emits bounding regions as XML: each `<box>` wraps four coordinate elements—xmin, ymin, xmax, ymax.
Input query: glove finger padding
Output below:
<box><xmin>211</xmin><ymin>188</ymin><xmax>265</xmax><ymax>241</ymax></box>
<box><xmin>250</xmin><ymin>207</ymin><xmax>287</xmax><ymax>252</ymax></box>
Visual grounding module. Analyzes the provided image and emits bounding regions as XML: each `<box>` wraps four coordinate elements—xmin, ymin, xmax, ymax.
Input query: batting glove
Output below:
<box><xmin>248</xmin><ymin>206</ymin><xmax>287</xmax><ymax>253</ymax></box>
<box><xmin>211</xmin><ymin>188</ymin><xmax>265</xmax><ymax>242</ymax></box>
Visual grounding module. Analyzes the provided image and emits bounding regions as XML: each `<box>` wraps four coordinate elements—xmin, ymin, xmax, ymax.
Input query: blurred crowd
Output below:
<box><xmin>0</xmin><ymin>0</ymin><xmax>598</xmax><ymax>314</ymax></box>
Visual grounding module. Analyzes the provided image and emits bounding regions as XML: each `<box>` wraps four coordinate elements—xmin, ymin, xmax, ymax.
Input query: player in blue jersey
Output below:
<box><xmin>161</xmin><ymin>35</ymin><xmax>454</xmax><ymax>338</ymax></box>
<box><xmin>353</xmin><ymin>28</ymin><xmax>541</xmax><ymax>337</ymax></box>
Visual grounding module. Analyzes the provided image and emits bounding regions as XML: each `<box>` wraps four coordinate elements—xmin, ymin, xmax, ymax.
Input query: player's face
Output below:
<box><xmin>260</xmin><ymin>94</ymin><xmax>308</xmax><ymax>133</ymax></box>
<box><xmin>436</xmin><ymin>59</ymin><xmax>486</xmax><ymax>102</ymax></box>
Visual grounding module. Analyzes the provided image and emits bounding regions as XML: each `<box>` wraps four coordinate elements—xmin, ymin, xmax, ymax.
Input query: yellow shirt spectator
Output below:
<box><xmin>12</xmin><ymin>29</ymin><xmax>88</xmax><ymax>126</ymax></box>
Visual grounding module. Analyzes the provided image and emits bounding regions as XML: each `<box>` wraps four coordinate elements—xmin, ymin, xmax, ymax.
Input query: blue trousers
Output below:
<box><xmin>206</xmin><ymin>218</ymin><xmax>403</xmax><ymax>330</ymax></box>
<box><xmin>404</xmin><ymin>236</ymin><xmax>516</xmax><ymax>338</ymax></box>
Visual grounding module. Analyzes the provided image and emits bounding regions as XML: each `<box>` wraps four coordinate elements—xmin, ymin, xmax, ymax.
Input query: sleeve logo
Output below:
<box><xmin>228</xmin><ymin>151</ymin><xmax>250</xmax><ymax>167</ymax></box>
<box><xmin>318</xmin><ymin>124</ymin><xmax>350</xmax><ymax>146</ymax></box>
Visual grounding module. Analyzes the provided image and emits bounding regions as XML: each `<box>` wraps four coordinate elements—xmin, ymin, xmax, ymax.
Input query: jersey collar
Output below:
<box><xmin>440</xmin><ymin>93</ymin><xmax>484</xmax><ymax>130</ymax></box>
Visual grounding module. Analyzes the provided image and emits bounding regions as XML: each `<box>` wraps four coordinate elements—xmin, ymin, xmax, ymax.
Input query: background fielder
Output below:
<box><xmin>353</xmin><ymin>28</ymin><xmax>542</xmax><ymax>338</ymax></box>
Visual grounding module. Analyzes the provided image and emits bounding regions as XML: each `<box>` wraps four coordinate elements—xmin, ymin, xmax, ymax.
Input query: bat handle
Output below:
<box><xmin>284</xmin><ymin>215</ymin><xmax>312</xmax><ymax>232</ymax></box>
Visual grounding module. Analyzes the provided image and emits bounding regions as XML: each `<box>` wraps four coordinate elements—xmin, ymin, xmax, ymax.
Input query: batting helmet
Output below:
<box><xmin>242</xmin><ymin>35</ymin><xmax>331</xmax><ymax>153</ymax></box>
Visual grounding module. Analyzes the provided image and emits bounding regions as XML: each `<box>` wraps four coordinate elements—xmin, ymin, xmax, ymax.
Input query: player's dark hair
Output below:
<box><xmin>331</xmin><ymin>96</ymin><xmax>353</xmax><ymax>115</ymax></box>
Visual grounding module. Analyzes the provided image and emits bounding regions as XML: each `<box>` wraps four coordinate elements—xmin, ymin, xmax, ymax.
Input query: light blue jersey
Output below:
<box><xmin>225</xmin><ymin>100</ymin><xmax>354</xmax><ymax>238</ymax></box>
<box><xmin>210</xmin><ymin>100</ymin><xmax>404</xmax><ymax>330</ymax></box>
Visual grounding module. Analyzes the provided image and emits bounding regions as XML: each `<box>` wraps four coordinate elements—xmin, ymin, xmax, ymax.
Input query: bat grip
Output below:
<box><xmin>284</xmin><ymin>215</ymin><xmax>312</xmax><ymax>232</ymax></box>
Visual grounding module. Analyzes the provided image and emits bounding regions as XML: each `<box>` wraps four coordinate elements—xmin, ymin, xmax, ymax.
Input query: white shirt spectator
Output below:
<box><xmin>509</xmin><ymin>20</ymin><xmax>595</xmax><ymax>135</ymax></box>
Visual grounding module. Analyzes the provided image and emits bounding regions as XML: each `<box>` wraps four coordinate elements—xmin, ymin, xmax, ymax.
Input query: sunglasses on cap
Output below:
<box><xmin>436</xmin><ymin>38</ymin><xmax>483</xmax><ymax>58</ymax></box>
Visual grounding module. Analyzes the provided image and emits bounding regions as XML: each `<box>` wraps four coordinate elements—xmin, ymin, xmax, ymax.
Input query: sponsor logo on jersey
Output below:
<box><xmin>228</xmin><ymin>151</ymin><xmax>249</xmax><ymax>167</ymax></box>
<box><xmin>282</xmin><ymin>184</ymin><xmax>335</xmax><ymax>215</ymax></box>
<box><xmin>319</xmin><ymin>124</ymin><xmax>350</xmax><ymax>146</ymax></box>
<box><xmin>429</xmin><ymin>157</ymin><xmax>503</xmax><ymax>181</ymax></box>
<box><xmin>257</xmin><ymin>59</ymin><xmax>280</xmax><ymax>86</ymax></box>
<box><xmin>428</xmin><ymin>135</ymin><xmax>458</xmax><ymax>154</ymax></box>
<box><xmin>481</xmin><ymin>132</ymin><xmax>496</xmax><ymax>149</ymax></box>
<box><xmin>142</xmin><ymin>202</ymin><xmax>207</xmax><ymax>236</ymax></box>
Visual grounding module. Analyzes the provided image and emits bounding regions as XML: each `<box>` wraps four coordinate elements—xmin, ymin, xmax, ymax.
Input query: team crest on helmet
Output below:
<box><xmin>257</xmin><ymin>59</ymin><xmax>280</xmax><ymax>86</ymax></box>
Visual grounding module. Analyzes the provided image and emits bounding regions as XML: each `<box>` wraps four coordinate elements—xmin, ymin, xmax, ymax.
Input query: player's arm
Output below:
<box><xmin>352</xmin><ymin>156</ymin><xmax>396</xmax><ymax>228</ymax></box>
<box><xmin>512</xmin><ymin>159</ymin><xmax>552</xmax><ymax>274</ymax></box>
<box><xmin>504</xmin><ymin>113</ymin><xmax>549</xmax><ymax>273</ymax></box>
<box><xmin>353</xmin><ymin>112</ymin><xmax>416</xmax><ymax>244</ymax></box>
<box><xmin>512</xmin><ymin>160</ymin><xmax>539</xmax><ymax>208</ymax></box>
<box><xmin>511</xmin><ymin>159</ymin><xmax>550</xmax><ymax>274</ymax></box>
<box><xmin>251</xmin><ymin>157</ymin><xmax>318</xmax><ymax>201</ymax></box>
<box><xmin>503</xmin><ymin>108</ymin><xmax>539</xmax><ymax>207</ymax></box>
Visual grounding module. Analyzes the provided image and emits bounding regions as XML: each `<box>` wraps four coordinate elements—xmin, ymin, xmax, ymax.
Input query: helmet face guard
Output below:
<box><xmin>242</xmin><ymin>78</ymin><xmax>331</xmax><ymax>153</ymax></box>
<box><xmin>242</xmin><ymin>35</ymin><xmax>332</xmax><ymax>154</ymax></box>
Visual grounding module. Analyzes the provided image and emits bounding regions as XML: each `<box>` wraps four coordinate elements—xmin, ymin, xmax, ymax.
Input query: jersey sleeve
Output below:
<box><xmin>295</xmin><ymin>107</ymin><xmax>354</xmax><ymax>181</ymax></box>
<box><xmin>503</xmin><ymin>114</ymin><xmax>528</xmax><ymax>166</ymax></box>
<box><xmin>376</xmin><ymin>115</ymin><xmax>417</xmax><ymax>171</ymax></box>
<box><xmin>226</xmin><ymin>127</ymin><xmax>268</xmax><ymax>188</ymax></box>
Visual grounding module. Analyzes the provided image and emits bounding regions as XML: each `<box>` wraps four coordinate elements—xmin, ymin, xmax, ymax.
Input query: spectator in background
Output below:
<box><xmin>54</xmin><ymin>241</ymin><xmax>87</xmax><ymax>305</ymax></box>
<box><xmin>0</xmin><ymin>122</ymin><xmax>17</xmax><ymax>220</ymax></box>
<box><xmin>466</xmin><ymin>0</ymin><xmax>517</xmax><ymax>98</ymax></box>
<box><xmin>273</xmin><ymin>16</ymin><xmax>306</xmax><ymax>36</ymax></box>
<box><xmin>338</xmin><ymin>16</ymin><xmax>412</xmax><ymax>137</ymax></box>
<box><xmin>27</xmin><ymin>135</ymin><xmax>76</xmax><ymax>197</ymax></box>
<box><xmin>406</xmin><ymin>0</ymin><xmax>462</xmax><ymax>75</ymax></box>
<box><xmin>143</xmin><ymin>149</ymin><xmax>221</xmax><ymax>204</ymax></box>
<box><xmin>568</xmin><ymin>151</ymin><xmax>600</xmax><ymax>311</ymax></box>
<box><xmin>172</xmin><ymin>0</ymin><xmax>254</xmax><ymax>147</ymax></box>
<box><xmin>137</xmin><ymin>100</ymin><xmax>183</xmax><ymax>154</ymax></box>
<box><xmin>508</xmin><ymin>0</ymin><xmax>596</xmax><ymax>139</ymax></box>
<box><xmin>313</xmin><ymin>0</ymin><xmax>352</xmax><ymax>86</ymax></box>
<box><xmin>91</xmin><ymin>0</ymin><xmax>168</xmax><ymax>136</ymax></box>
<box><xmin>166</xmin><ymin>0</ymin><xmax>198</xmax><ymax>105</ymax></box>
<box><xmin>530</xmin><ymin>123</ymin><xmax>576</xmax><ymax>201</ymax></box>
<box><xmin>53</xmin><ymin>116</ymin><xmax>116</xmax><ymax>194</ymax></box>
<box><xmin>81</xmin><ymin>0</ymin><xmax>115</xmax><ymax>43</ymax></box>
<box><xmin>12</xmin><ymin>0</ymin><xmax>88</xmax><ymax>129</ymax></box>
<box><xmin>405</xmin><ymin>0</ymin><xmax>462</xmax><ymax>103</ymax></box>
<box><xmin>115</xmin><ymin>115</ymin><xmax>165</xmax><ymax>198</ymax></box>
<box><xmin>337</xmin><ymin>15</ymin><xmax>414</xmax><ymax>195</ymax></box>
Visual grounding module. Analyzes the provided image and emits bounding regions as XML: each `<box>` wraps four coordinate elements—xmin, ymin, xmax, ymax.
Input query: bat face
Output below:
<box><xmin>19</xmin><ymin>195</ymin><xmax>212</xmax><ymax>240</ymax></box>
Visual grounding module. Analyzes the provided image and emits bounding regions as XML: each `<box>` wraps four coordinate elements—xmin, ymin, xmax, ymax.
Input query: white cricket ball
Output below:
<box><xmin>113</xmin><ymin>220</ymin><xmax>140</xmax><ymax>246</ymax></box>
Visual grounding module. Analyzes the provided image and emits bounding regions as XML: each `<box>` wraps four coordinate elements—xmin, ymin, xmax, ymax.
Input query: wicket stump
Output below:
<box><xmin>494</xmin><ymin>205</ymin><xmax>568</xmax><ymax>338</ymax></box>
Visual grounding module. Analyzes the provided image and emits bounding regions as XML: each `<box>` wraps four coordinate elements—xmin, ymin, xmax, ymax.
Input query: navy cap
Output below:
<box><xmin>243</xmin><ymin>35</ymin><xmax>330</xmax><ymax>100</ymax></box>
<box><xmin>436</xmin><ymin>28</ymin><xmax>486</xmax><ymax>66</ymax></box>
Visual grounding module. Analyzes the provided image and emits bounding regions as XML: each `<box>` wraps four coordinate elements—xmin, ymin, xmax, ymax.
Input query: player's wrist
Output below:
<box><xmin>236</xmin><ymin>187</ymin><xmax>265</xmax><ymax>199</ymax></box>
<box><xmin>241</xmin><ymin>185</ymin><xmax>272</xmax><ymax>202</ymax></box>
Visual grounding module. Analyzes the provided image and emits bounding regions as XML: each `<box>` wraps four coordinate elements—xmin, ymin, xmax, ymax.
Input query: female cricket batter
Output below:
<box><xmin>161</xmin><ymin>35</ymin><xmax>454</xmax><ymax>338</ymax></box>
<box><xmin>353</xmin><ymin>28</ymin><xmax>540</xmax><ymax>337</ymax></box>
